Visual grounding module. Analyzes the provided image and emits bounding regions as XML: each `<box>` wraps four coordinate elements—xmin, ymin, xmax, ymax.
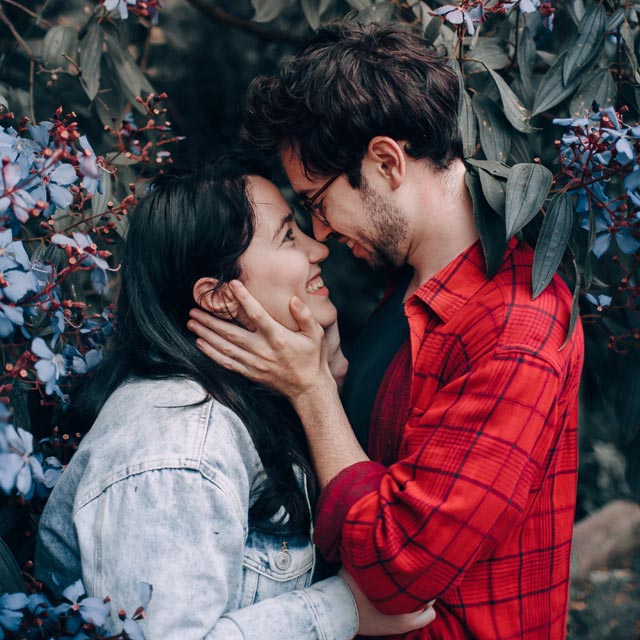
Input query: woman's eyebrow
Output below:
<box><xmin>271</xmin><ymin>211</ymin><xmax>295</xmax><ymax>242</ymax></box>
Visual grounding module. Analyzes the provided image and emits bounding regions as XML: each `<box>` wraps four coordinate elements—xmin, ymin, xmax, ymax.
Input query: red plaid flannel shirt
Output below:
<box><xmin>314</xmin><ymin>239</ymin><xmax>584</xmax><ymax>639</ymax></box>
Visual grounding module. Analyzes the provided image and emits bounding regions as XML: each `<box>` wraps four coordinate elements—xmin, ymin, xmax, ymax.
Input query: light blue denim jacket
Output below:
<box><xmin>35</xmin><ymin>378</ymin><xmax>358</xmax><ymax>639</ymax></box>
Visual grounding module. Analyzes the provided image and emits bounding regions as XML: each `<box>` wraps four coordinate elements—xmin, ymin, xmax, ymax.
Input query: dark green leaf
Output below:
<box><xmin>478</xmin><ymin>169</ymin><xmax>506</xmax><ymax>218</ymax></box>
<box><xmin>0</xmin><ymin>505</ymin><xmax>20</xmax><ymax>538</ymax></box>
<box><xmin>105</xmin><ymin>33</ymin><xmax>154</xmax><ymax>113</ymax></box>
<box><xmin>449</xmin><ymin>59</ymin><xmax>477</xmax><ymax>158</ymax></box>
<box><xmin>532</xmin><ymin>52</ymin><xmax>582</xmax><ymax>116</ymax></box>
<box><xmin>9</xmin><ymin>382</ymin><xmax>30</xmax><ymax>432</ymax></box>
<box><xmin>79</xmin><ymin>22</ymin><xmax>103</xmax><ymax>101</ymax></box>
<box><xmin>466</xmin><ymin>158</ymin><xmax>510</xmax><ymax>178</ymax></box>
<box><xmin>532</xmin><ymin>192</ymin><xmax>573</xmax><ymax>298</ymax></box>
<box><xmin>301</xmin><ymin>0</ymin><xmax>320</xmax><ymax>29</ymax></box>
<box><xmin>464</xmin><ymin>41</ymin><xmax>510</xmax><ymax>73</ymax></box>
<box><xmin>472</xmin><ymin>94</ymin><xmax>512</xmax><ymax>163</ymax></box>
<box><xmin>562</xmin><ymin>4</ymin><xmax>606</xmax><ymax>84</ymax></box>
<box><xmin>424</xmin><ymin>17</ymin><xmax>441</xmax><ymax>46</ymax></box>
<box><xmin>0</xmin><ymin>537</ymin><xmax>25</xmax><ymax>595</ymax></box>
<box><xmin>466</xmin><ymin>170</ymin><xmax>508</xmax><ymax>278</ymax></box>
<box><xmin>252</xmin><ymin>0</ymin><xmax>289</xmax><ymax>22</ymax></box>
<box><xmin>505</xmin><ymin>163</ymin><xmax>553</xmax><ymax>238</ymax></box>
<box><xmin>621</xmin><ymin>24</ymin><xmax>640</xmax><ymax>83</ymax></box>
<box><xmin>479</xmin><ymin>65</ymin><xmax>536</xmax><ymax>133</ymax></box>
<box><xmin>569</xmin><ymin>67</ymin><xmax>614</xmax><ymax>118</ymax></box>
<box><xmin>509</xmin><ymin>132</ymin><xmax>532</xmax><ymax>165</ymax></box>
<box><xmin>41</xmin><ymin>25</ymin><xmax>79</xmax><ymax>74</ymax></box>
<box><xmin>459</xmin><ymin>88</ymin><xmax>477</xmax><ymax>158</ymax></box>
<box><xmin>517</xmin><ymin>26</ymin><xmax>536</xmax><ymax>84</ymax></box>
<box><xmin>345</xmin><ymin>0</ymin><xmax>371</xmax><ymax>8</ymax></box>
<box><xmin>607</xmin><ymin>8</ymin><xmax>625</xmax><ymax>31</ymax></box>
<box><xmin>560</xmin><ymin>251</ymin><xmax>582</xmax><ymax>350</ymax></box>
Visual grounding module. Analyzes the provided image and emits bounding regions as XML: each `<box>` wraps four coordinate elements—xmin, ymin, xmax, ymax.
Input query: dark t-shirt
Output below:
<box><xmin>341</xmin><ymin>268</ymin><xmax>411</xmax><ymax>450</ymax></box>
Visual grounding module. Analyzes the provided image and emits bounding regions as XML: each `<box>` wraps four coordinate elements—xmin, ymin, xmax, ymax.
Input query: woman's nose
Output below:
<box><xmin>306</xmin><ymin>233</ymin><xmax>330</xmax><ymax>263</ymax></box>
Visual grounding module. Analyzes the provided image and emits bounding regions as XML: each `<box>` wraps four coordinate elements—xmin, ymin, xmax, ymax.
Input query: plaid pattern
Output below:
<box><xmin>314</xmin><ymin>239</ymin><xmax>584</xmax><ymax>639</ymax></box>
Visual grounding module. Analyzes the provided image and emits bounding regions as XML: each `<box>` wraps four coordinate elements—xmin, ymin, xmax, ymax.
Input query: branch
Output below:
<box><xmin>0</xmin><ymin>5</ymin><xmax>36</xmax><ymax>59</ymax></box>
<box><xmin>183</xmin><ymin>0</ymin><xmax>306</xmax><ymax>45</ymax></box>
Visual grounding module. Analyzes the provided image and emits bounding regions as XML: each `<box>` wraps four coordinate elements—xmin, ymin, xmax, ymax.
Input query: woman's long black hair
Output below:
<box><xmin>80</xmin><ymin>158</ymin><xmax>314</xmax><ymax>533</ymax></box>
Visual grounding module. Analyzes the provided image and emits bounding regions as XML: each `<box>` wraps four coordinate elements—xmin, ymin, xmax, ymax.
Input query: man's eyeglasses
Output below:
<box><xmin>298</xmin><ymin>174</ymin><xmax>340</xmax><ymax>227</ymax></box>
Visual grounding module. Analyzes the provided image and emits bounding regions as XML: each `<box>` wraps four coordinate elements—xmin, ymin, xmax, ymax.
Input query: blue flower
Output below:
<box><xmin>28</xmin><ymin>121</ymin><xmax>53</xmax><ymax>147</ymax></box>
<box><xmin>51</xmin><ymin>232</ymin><xmax>111</xmax><ymax>295</ymax></box>
<box><xmin>0</xmin><ymin>126</ymin><xmax>40</xmax><ymax>178</ymax></box>
<box><xmin>584</xmin><ymin>293</ymin><xmax>613</xmax><ymax>308</ymax></box>
<box><xmin>0</xmin><ymin>161</ymin><xmax>37</xmax><ymax>224</ymax></box>
<box><xmin>0</xmin><ymin>266</ymin><xmax>37</xmax><ymax>304</ymax></box>
<box><xmin>0</xmin><ymin>424</ymin><xmax>45</xmax><ymax>499</ymax></box>
<box><xmin>104</xmin><ymin>0</ymin><xmax>137</xmax><ymax>20</ymax></box>
<box><xmin>32</xmin><ymin>337</ymin><xmax>67</xmax><ymax>397</ymax></box>
<box><xmin>0</xmin><ymin>229</ymin><xmax>31</xmax><ymax>272</ymax></box>
<box><xmin>0</xmin><ymin>302</ymin><xmax>24</xmax><ymax>338</ymax></box>
<box><xmin>0</xmin><ymin>592</ymin><xmax>28</xmax><ymax>635</ymax></box>
<box><xmin>39</xmin><ymin>159</ymin><xmax>78</xmax><ymax>210</ymax></box>
<box><xmin>61</xmin><ymin>580</ymin><xmax>110</xmax><ymax>627</ymax></box>
<box><xmin>78</xmin><ymin>136</ymin><xmax>101</xmax><ymax>195</ymax></box>
<box><xmin>63</xmin><ymin>344</ymin><xmax>103</xmax><ymax>374</ymax></box>
<box><xmin>43</xmin><ymin>456</ymin><xmax>64</xmax><ymax>489</ymax></box>
<box><xmin>434</xmin><ymin>5</ymin><xmax>476</xmax><ymax>34</ymax></box>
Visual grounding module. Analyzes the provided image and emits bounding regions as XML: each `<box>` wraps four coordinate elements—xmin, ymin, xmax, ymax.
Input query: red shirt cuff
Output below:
<box><xmin>313</xmin><ymin>460</ymin><xmax>387</xmax><ymax>562</ymax></box>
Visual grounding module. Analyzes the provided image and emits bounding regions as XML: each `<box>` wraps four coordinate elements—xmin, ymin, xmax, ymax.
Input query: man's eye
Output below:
<box><xmin>284</xmin><ymin>228</ymin><xmax>295</xmax><ymax>242</ymax></box>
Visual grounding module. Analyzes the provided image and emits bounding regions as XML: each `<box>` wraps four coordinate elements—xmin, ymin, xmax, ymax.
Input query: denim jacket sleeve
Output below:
<box><xmin>74</xmin><ymin>464</ymin><xmax>358</xmax><ymax>640</ymax></box>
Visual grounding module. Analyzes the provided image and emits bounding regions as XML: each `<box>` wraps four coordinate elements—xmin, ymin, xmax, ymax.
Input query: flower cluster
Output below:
<box><xmin>0</xmin><ymin>114</ymin><xmax>100</xmax><ymax>232</ymax></box>
<box><xmin>103</xmin><ymin>0</ymin><xmax>164</xmax><ymax>24</ymax></box>
<box><xmin>433</xmin><ymin>0</ymin><xmax>555</xmax><ymax>35</ymax></box>
<box><xmin>0</xmin><ymin>98</ymin><xmax>175</xmax><ymax>407</ymax></box>
<box><xmin>0</xmin><ymin>579</ymin><xmax>150</xmax><ymax>639</ymax></box>
<box><xmin>554</xmin><ymin>106</ymin><xmax>640</xmax><ymax>258</ymax></box>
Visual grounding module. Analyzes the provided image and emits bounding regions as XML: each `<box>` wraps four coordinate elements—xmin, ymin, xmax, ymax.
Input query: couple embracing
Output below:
<box><xmin>36</xmin><ymin>20</ymin><xmax>583</xmax><ymax>640</ymax></box>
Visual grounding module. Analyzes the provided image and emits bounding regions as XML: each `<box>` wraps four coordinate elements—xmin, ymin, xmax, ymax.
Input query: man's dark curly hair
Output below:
<box><xmin>242</xmin><ymin>20</ymin><xmax>463</xmax><ymax>187</ymax></box>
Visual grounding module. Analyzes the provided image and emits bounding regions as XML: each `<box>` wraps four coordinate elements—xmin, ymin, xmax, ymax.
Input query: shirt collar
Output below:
<box><xmin>408</xmin><ymin>237</ymin><xmax>519</xmax><ymax>323</ymax></box>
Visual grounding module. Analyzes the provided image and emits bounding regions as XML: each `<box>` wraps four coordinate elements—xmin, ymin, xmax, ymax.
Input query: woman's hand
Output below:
<box><xmin>339</xmin><ymin>569</ymin><xmax>436</xmax><ymax>637</ymax></box>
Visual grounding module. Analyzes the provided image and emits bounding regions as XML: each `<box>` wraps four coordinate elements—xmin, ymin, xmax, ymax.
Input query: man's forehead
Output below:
<box><xmin>279</xmin><ymin>145</ymin><xmax>321</xmax><ymax>192</ymax></box>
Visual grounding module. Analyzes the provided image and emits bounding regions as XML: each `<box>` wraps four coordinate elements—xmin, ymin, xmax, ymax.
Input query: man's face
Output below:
<box><xmin>280</xmin><ymin>146</ymin><xmax>409</xmax><ymax>271</ymax></box>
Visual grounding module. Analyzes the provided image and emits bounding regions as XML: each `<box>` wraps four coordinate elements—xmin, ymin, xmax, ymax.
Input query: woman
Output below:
<box><xmin>35</xmin><ymin>160</ymin><xmax>433</xmax><ymax>639</ymax></box>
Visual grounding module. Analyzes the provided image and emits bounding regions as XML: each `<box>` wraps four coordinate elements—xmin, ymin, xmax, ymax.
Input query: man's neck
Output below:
<box><xmin>404</xmin><ymin>159</ymin><xmax>478</xmax><ymax>298</ymax></box>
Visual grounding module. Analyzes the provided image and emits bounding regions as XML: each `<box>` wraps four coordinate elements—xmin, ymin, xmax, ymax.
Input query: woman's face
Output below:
<box><xmin>240</xmin><ymin>176</ymin><xmax>337</xmax><ymax>331</ymax></box>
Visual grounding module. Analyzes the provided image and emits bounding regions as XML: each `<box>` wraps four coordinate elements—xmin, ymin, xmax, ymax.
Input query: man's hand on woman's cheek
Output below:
<box><xmin>188</xmin><ymin>280</ymin><xmax>334</xmax><ymax>399</ymax></box>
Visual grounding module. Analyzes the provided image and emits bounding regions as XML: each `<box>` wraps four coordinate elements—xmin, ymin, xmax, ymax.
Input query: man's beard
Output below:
<box><xmin>359</xmin><ymin>176</ymin><xmax>408</xmax><ymax>270</ymax></box>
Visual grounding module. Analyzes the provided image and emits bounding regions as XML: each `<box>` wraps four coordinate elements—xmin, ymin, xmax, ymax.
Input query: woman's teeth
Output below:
<box><xmin>346</xmin><ymin>240</ymin><xmax>354</xmax><ymax>249</ymax></box>
<box><xmin>306</xmin><ymin>278</ymin><xmax>325</xmax><ymax>292</ymax></box>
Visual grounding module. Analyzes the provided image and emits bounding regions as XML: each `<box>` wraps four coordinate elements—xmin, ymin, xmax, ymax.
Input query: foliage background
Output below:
<box><xmin>0</xmin><ymin>0</ymin><xmax>638</xmax><ymax>636</ymax></box>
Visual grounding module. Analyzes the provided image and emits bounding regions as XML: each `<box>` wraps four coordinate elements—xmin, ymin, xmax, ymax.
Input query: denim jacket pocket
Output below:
<box><xmin>240</xmin><ymin>528</ymin><xmax>314</xmax><ymax>608</ymax></box>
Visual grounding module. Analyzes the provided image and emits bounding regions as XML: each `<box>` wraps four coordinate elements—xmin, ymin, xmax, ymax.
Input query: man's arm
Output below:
<box><xmin>187</xmin><ymin>282</ymin><xmax>568</xmax><ymax>614</ymax></box>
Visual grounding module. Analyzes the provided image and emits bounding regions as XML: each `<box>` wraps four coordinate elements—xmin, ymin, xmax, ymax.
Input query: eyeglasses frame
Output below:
<box><xmin>298</xmin><ymin>174</ymin><xmax>340</xmax><ymax>227</ymax></box>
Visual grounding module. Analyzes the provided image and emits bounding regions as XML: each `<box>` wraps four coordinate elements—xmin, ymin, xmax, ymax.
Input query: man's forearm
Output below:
<box><xmin>292</xmin><ymin>372</ymin><xmax>368</xmax><ymax>488</ymax></box>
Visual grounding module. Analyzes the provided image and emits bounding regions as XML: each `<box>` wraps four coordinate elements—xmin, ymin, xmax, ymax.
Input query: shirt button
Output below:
<box><xmin>274</xmin><ymin>549</ymin><xmax>293</xmax><ymax>571</ymax></box>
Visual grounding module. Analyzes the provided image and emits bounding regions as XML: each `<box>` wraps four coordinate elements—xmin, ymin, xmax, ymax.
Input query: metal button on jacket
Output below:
<box><xmin>274</xmin><ymin>542</ymin><xmax>292</xmax><ymax>571</ymax></box>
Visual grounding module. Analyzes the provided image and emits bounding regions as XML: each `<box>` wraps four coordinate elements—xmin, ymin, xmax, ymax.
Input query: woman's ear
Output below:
<box><xmin>192</xmin><ymin>277</ymin><xmax>240</xmax><ymax>321</ymax></box>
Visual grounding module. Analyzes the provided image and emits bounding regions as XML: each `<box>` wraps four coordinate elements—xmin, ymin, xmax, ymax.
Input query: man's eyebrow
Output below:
<box><xmin>272</xmin><ymin>212</ymin><xmax>295</xmax><ymax>242</ymax></box>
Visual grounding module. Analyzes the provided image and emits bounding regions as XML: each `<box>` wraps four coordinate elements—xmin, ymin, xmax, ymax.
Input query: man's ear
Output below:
<box><xmin>193</xmin><ymin>277</ymin><xmax>239</xmax><ymax>321</ymax></box>
<box><xmin>364</xmin><ymin>136</ymin><xmax>406</xmax><ymax>190</ymax></box>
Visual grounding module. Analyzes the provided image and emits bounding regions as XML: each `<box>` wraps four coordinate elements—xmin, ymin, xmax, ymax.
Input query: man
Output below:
<box><xmin>189</xmin><ymin>21</ymin><xmax>584</xmax><ymax>639</ymax></box>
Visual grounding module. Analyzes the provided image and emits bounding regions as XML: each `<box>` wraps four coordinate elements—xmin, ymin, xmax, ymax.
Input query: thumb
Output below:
<box><xmin>290</xmin><ymin>296</ymin><xmax>318</xmax><ymax>334</ymax></box>
<box><xmin>410</xmin><ymin>605</ymin><xmax>437</xmax><ymax>629</ymax></box>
